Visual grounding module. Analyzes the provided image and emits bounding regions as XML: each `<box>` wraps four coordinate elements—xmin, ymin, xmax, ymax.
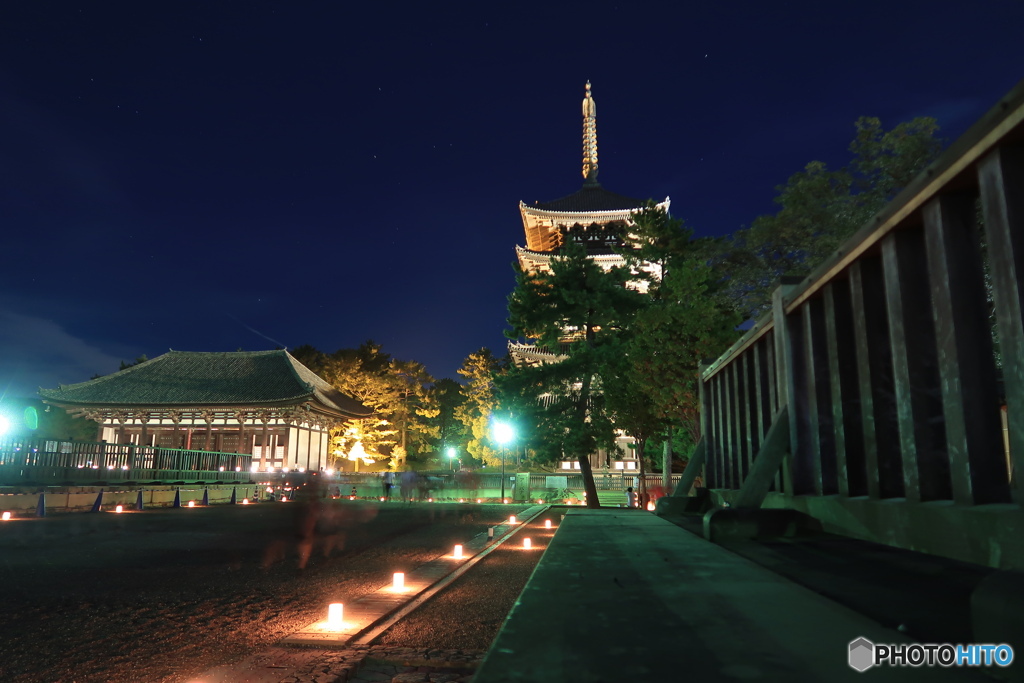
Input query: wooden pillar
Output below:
<box><xmin>787</xmin><ymin>298</ymin><xmax>813</xmax><ymax>495</ymax></box>
<box><xmin>235</xmin><ymin>412</ymin><xmax>247</xmax><ymax>456</ymax></box>
<box><xmin>773</xmin><ymin>278</ymin><xmax>803</xmax><ymax>494</ymax></box>
<box><xmin>729</xmin><ymin>362</ymin><xmax>744</xmax><ymax>488</ymax></box>
<box><xmin>849</xmin><ymin>258</ymin><xmax>902</xmax><ymax>499</ymax></box>
<box><xmin>979</xmin><ymin>144</ymin><xmax>1024</xmax><ymax>502</ymax></box>
<box><xmin>924</xmin><ymin>192</ymin><xmax>1009</xmax><ymax>504</ymax></box>
<box><xmin>716</xmin><ymin>370</ymin><xmax>724</xmax><ymax>489</ymax></box>
<box><xmin>804</xmin><ymin>299</ymin><xmax>836</xmax><ymax>495</ymax></box>
<box><xmin>743</xmin><ymin>351</ymin><xmax>760</xmax><ymax>479</ymax></box>
<box><xmin>825</xmin><ymin>279</ymin><xmax>865</xmax><ymax>497</ymax></box>
<box><xmin>260</xmin><ymin>416</ymin><xmax>271</xmax><ymax>469</ymax></box>
<box><xmin>882</xmin><ymin>230</ymin><xmax>950</xmax><ymax>503</ymax></box>
<box><xmin>698</xmin><ymin>364</ymin><xmax>711</xmax><ymax>488</ymax></box>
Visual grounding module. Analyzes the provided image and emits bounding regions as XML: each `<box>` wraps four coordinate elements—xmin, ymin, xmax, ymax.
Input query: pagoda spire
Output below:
<box><xmin>582</xmin><ymin>81</ymin><xmax>599</xmax><ymax>187</ymax></box>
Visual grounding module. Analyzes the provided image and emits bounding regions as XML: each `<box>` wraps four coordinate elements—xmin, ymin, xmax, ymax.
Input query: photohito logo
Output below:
<box><xmin>848</xmin><ymin>637</ymin><xmax>1014</xmax><ymax>672</ymax></box>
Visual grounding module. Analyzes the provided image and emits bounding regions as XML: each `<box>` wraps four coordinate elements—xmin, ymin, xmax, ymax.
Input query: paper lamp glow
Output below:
<box><xmin>393</xmin><ymin>572</ymin><xmax>405</xmax><ymax>590</ymax></box>
<box><xmin>188</xmin><ymin>501</ymin><xmax>195</xmax><ymax>508</ymax></box>
<box><xmin>453</xmin><ymin>544</ymin><xmax>463</xmax><ymax>559</ymax></box>
<box><xmin>523</xmin><ymin>538</ymin><xmax>532</xmax><ymax>549</ymax></box>
<box><xmin>327</xmin><ymin>603</ymin><xmax>344</xmax><ymax>629</ymax></box>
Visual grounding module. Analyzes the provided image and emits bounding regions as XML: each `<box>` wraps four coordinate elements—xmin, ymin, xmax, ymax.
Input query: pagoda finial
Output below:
<box><xmin>582</xmin><ymin>81</ymin><xmax>599</xmax><ymax>187</ymax></box>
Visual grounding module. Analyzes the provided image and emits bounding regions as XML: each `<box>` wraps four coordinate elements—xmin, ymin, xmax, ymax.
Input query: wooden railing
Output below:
<box><xmin>0</xmin><ymin>437</ymin><xmax>253</xmax><ymax>485</ymax></box>
<box><xmin>688</xmin><ymin>78</ymin><xmax>1024</xmax><ymax>569</ymax></box>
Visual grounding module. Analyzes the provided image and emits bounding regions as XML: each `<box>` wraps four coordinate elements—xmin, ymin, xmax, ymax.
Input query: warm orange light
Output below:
<box><xmin>350</xmin><ymin>496</ymin><xmax>356</xmax><ymax>500</ymax></box>
<box><xmin>428</xmin><ymin>497</ymin><xmax>433</xmax><ymax>502</ymax></box>
<box><xmin>544</xmin><ymin>519</ymin><xmax>552</xmax><ymax>529</ymax></box>
<box><xmin>281</xmin><ymin>496</ymin><xmax>288</xmax><ymax>502</ymax></box>
<box><xmin>327</xmin><ymin>603</ymin><xmax>344</xmax><ymax>629</ymax></box>
<box><xmin>523</xmin><ymin>538</ymin><xmax>532</xmax><ymax>549</ymax></box>
<box><xmin>647</xmin><ymin>500</ymin><xmax>656</xmax><ymax>511</ymax></box>
<box><xmin>380</xmin><ymin>497</ymin><xmax>386</xmax><ymax>502</ymax></box>
<box><xmin>509</xmin><ymin>516</ymin><xmax>517</xmax><ymax>524</ymax></box>
<box><xmin>476</xmin><ymin>498</ymin><xmax>482</xmax><ymax>503</ymax></box>
<box><xmin>453</xmin><ymin>544</ymin><xmax>463</xmax><ymax>559</ymax></box>
<box><xmin>459</xmin><ymin>499</ymin><xmax>464</xmax><ymax>503</ymax></box>
<box><xmin>503</xmin><ymin>499</ymin><xmax>509</xmax><ymax>504</ymax></box>
<box><xmin>242</xmin><ymin>498</ymin><xmax>250</xmax><ymax>504</ymax></box>
<box><xmin>393</xmin><ymin>572</ymin><xmax>405</xmax><ymax>590</ymax></box>
<box><xmin>537</xmin><ymin>499</ymin><xmax>543</xmax><ymax>504</ymax></box>
<box><xmin>115</xmin><ymin>505</ymin><xmax>123</xmax><ymax>513</ymax></box>
<box><xmin>1</xmin><ymin>512</ymin><xmax>10</xmax><ymax>521</ymax></box>
<box><xmin>188</xmin><ymin>501</ymin><xmax>195</xmax><ymax>508</ymax></box>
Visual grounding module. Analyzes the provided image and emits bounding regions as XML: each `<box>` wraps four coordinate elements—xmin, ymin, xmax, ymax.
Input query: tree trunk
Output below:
<box><xmin>662</xmin><ymin>426</ymin><xmax>672</xmax><ymax>491</ymax></box>
<box><xmin>575</xmin><ymin>373</ymin><xmax>601</xmax><ymax>509</ymax></box>
<box><xmin>637</xmin><ymin>439</ymin><xmax>648</xmax><ymax>509</ymax></box>
<box><xmin>578</xmin><ymin>453</ymin><xmax>600</xmax><ymax>509</ymax></box>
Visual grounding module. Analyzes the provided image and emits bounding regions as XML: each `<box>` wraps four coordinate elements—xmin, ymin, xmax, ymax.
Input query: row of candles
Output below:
<box><xmin>324</xmin><ymin>515</ymin><xmax>554</xmax><ymax>630</ymax></box>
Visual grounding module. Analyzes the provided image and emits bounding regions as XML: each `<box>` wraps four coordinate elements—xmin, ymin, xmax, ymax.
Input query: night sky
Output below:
<box><xmin>2</xmin><ymin>1</ymin><xmax>1023</xmax><ymax>399</ymax></box>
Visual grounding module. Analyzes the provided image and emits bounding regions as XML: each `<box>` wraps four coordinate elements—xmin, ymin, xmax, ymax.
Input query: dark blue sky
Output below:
<box><xmin>2</xmin><ymin>1</ymin><xmax>1023</xmax><ymax>398</ymax></box>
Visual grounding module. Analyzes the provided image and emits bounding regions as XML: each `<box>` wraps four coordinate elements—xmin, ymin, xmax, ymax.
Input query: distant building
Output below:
<box><xmin>39</xmin><ymin>350</ymin><xmax>371</xmax><ymax>472</ymax></box>
<box><xmin>510</xmin><ymin>82</ymin><xmax>670</xmax><ymax>471</ymax></box>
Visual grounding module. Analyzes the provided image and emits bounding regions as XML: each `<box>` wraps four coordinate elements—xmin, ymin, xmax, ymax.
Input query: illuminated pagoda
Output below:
<box><xmin>510</xmin><ymin>81</ymin><xmax>670</xmax><ymax>471</ymax></box>
<box><xmin>39</xmin><ymin>350</ymin><xmax>372</xmax><ymax>473</ymax></box>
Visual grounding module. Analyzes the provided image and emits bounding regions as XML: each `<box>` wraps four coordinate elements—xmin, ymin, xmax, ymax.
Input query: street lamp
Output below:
<box><xmin>447</xmin><ymin>447</ymin><xmax>457</xmax><ymax>471</ymax></box>
<box><xmin>493</xmin><ymin>421</ymin><xmax>514</xmax><ymax>501</ymax></box>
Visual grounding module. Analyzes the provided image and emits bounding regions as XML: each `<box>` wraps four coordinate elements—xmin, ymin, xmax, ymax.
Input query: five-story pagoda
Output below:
<box><xmin>510</xmin><ymin>82</ymin><xmax>670</xmax><ymax>471</ymax></box>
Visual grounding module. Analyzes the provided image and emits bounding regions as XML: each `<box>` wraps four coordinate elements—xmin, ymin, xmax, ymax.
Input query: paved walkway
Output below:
<box><xmin>473</xmin><ymin>509</ymin><xmax>993</xmax><ymax>682</ymax></box>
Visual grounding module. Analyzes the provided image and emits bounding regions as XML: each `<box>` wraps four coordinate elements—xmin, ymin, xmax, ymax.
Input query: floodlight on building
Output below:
<box><xmin>393</xmin><ymin>572</ymin><xmax>405</xmax><ymax>590</ymax></box>
<box><xmin>327</xmin><ymin>603</ymin><xmax>344</xmax><ymax>629</ymax></box>
<box><xmin>326</xmin><ymin>468</ymin><xmax>335</xmax><ymax>476</ymax></box>
<box><xmin>0</xmin><ymin>415</ymin><xmax>9</xmax><ymax>437</ymax></box>
<box><xmin>251</xmin><ymin>464</ymin><xmax>259</xmax><ymax>472</ymax></box>
<box><xmin>188</xmin><ymin>501</ymin><xmax>195</xmax><ymax>508</ymax></box>
<box><xmin>453</xmin><ymin>544</ymin><xmax>463</xmax><ymax>559</ymax></box>
<box><xmin>1</xmin><ymin>512</ymin><xmax>10</xmax><ymax>521</ymax></box>
<box><xmin>523</xmin><ymin>538</ymin><xmax>532</xmax><ymax>549</ymax></box>
<box><xmin>115</xmin><ymin>505</ymin><xmax>123</xmax><ymax>513</ymax></box>
<box><xmin>544</xmin><ymin>519</ymin><xmax>552</xmax><ymax>529</ymax></box>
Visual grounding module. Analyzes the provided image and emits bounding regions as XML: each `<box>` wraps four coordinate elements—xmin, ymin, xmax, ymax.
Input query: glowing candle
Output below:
<box><xmin>453</xmin><ymin>544</ymin><xmax>463</xmax><ymax>559</ymax></box>
<box><xmin>1</xmin><ymin>512</ymin><xmax>10</xmax><ymax>521</ymax></box>
<box><xmin>509</xmin><ymin>516</ymin><xmax>517</xmax><ymax>524</ymax></box>
<box><xmin>393</xmin><ymin>572</ymin><xmax>405</xmax><ymax>590</ymax></box>
<box><xmin>544</xmin><ymin>519</ymin><xmax>552</xmax><ymax>529</ymax></box>
<box><xmin>523</xmin><ymin>538</ymin><xmax>532</xmax><ymax>549</ymax></box>
<box><xmin>188</xmin><ymin>501</ymin><xmax>195</xmax><ymax>508</ymax></box>
<box><xmin>115</xmin><ymin>505</ymin><xmax>123</xmax><ymax>513</ymax></box>
<box><xmin>327</xmin><ymin>603</ymin><xmax>344</xmax><ymax>629</ymax></box>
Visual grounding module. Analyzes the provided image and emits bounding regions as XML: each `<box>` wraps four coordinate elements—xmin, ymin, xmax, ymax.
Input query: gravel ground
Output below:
<box><xmin>372</xmin><ymin>515</ymin><xmax>553</xmax><ymax>650</ymax></box>
<box><xmin>0</xmin><ymin>501</ymin><xmax>531</xmax><ymax>683</ymax></box>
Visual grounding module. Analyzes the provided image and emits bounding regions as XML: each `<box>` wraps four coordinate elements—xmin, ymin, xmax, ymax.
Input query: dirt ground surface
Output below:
<box><xmin>0</xmin><ymin>501</ymin><xmax>531</xmax><ymax>683</ymax></box>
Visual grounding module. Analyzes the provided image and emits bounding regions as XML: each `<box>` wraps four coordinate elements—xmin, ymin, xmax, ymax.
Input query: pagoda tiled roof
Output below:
<box><xmin>39</xmin><ymin>350</ymin><xmax>372</xmax><ymax>419</ymax></box>
<box><xmin>532</xmin><ymin>184</ymin><xmax>646</xmax><ymax>213</ymax></box>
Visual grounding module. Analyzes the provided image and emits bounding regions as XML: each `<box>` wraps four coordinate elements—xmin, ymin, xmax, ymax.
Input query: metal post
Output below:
<box><xmin>500</xmin><ymin>446</ymin><xmax>506</xmax><ymax>500</ymax></box>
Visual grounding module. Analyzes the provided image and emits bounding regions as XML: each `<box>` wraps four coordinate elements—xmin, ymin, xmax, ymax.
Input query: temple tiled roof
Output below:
<box><xmin>532</xmin><ymin>184</ymin><xmax>646</xmax><ymax>213</ymax></box>
<box><xmin>39</xmin><ymin>350</ymin><xmax>372</xmax><ymax>418</ymax></box>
